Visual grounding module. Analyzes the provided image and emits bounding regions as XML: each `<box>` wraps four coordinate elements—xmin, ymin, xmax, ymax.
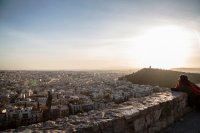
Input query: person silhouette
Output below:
<box><xmin>171</xmin><ymin>75</ymin><xmax>200</xmax><ymax>111</ymax></box>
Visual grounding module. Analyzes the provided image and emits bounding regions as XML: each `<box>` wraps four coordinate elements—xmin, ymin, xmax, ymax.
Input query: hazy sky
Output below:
<box><xmin>0</xmin><ymin>0</ymin><xmax>200</xmax><ymax>70</ymax></box>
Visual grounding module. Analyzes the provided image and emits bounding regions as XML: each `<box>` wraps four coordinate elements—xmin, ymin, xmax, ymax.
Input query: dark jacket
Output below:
<box><xmin>171</xmin><ymin>76</ymin><xmax>200</xmax><ymax>109</ymax></box>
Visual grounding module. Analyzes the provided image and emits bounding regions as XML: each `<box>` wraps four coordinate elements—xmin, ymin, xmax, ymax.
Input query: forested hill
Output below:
<box><xmin>119</xmin><ymin>68</ymin><xmax>200</xmax><ymax>88</ymax></box>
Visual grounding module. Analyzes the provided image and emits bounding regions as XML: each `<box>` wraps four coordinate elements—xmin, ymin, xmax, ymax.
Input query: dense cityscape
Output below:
<box><xmin>0</xmin><ymin>70</ymin><xmax>170</xmax><ymax>131</ymax></box>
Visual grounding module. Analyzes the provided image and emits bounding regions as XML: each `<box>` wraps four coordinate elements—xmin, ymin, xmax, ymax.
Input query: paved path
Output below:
<box><xmin>164</xmin><ymin>110</ymin><xmax>200</xmax><ymax>133</ymax></box>
<box><xmin>164</xmin><ymin>84</ymin><xmax>200</xmax><ymax>133</ymax></box>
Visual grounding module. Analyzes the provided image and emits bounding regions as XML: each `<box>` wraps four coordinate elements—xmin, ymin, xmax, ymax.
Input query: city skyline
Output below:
<box><xmin>0</xmin><ymin>0</ymin><xmax>200</xmax><ymax>70</ymax></box>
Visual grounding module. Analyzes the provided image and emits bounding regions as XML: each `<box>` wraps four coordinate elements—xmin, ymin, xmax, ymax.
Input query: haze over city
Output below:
<box><xmin>0</xmin><ymin>0</ymin><xmax>200</xmax><ymax>70</ymax></box>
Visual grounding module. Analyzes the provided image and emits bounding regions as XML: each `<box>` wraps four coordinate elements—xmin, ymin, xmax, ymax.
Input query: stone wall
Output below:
<box><xmin>73</xmin><ymin>92</ymin><xmax>188</xmax><ymax>133</ymax></box>
<box><xmin>5</xmin><ymin>91</ymin><xmax>189</xmax><ymax>133</ymax></box>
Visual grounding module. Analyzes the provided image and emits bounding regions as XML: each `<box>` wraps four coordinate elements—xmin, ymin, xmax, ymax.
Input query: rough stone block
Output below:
<box><xmin>155</xmin><ymin>120</ymin><xmax>167</xmax><ymax>131</ymax></box>
<box><xmin>82</xmin><ymin>125</ymin><xmax>101</xmax><ymax>133</ymax></box>
<box><xmin>148</xmin><ymin>127</ymin><xmax>156</xmax><ymax>133</ymax></box>
<box><xmin>99</xmin><ymin>119</ymin><xmax>114</xmax><ymax>133</ymax></box>
<box><xmin>112</xmin><ymin>117</ymin><xmax>126</xmax><ymax>133</ymax></box>
<box><xmin>152</xmin><ymin>109</ymin><xmax>162</xmax><ymax>121</ymax></box>
<box><xmin>166</xmin><ymin>116</ymin><xmax>174</xmax><ymax>125</ymax></box>
<box><xmin>122</xmin><ymin>108</ymin><xmax>139</xmax><ymax>122</ymax></box>
<box><xmin>134</xmin><ymin>117</ymin><xmax>145</xmax><ymax>132</ymax></box>
<box><xmin>145</xmin><ymin>114</ymin><xmax>154</xmax><ymax>127</ymax></box>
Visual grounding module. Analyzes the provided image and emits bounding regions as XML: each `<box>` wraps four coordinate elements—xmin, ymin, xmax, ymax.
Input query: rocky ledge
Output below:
<box><xmin>4</xmin><ymin>91</ymin><xmax>188</xmax><ymax>133</ymax></box>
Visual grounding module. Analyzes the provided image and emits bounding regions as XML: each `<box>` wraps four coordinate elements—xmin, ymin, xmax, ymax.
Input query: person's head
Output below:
<box><xmin>179</xmin><ymin>74</ymin><xmax>190</xmax><ymax>85</ymax></box>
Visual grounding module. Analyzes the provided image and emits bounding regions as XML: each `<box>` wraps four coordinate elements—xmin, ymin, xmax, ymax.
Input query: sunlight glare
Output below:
<box><xmin>132</xmin><ymin>25</ymin><xmax>195</xmax><ymax>69</ymax></box>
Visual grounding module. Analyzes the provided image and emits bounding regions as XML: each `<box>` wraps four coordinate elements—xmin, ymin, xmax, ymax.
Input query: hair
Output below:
<box><xmin>179</xmin><ymin>74</ymin><xmax>190</xmax><ymax>86</ymax></box>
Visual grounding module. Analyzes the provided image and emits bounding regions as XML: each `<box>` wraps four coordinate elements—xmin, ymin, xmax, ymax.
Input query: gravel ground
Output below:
<box><xmin>163</xmin><ymin>110</ymin><xmax>200</xmax><ymax>133</ymax></box>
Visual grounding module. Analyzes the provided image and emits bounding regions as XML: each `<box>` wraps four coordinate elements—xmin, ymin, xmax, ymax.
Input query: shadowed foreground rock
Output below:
<box><xmin>3</xmin><ymin>91</ymin><xmax>188</xmax><ymax>133</ymax></box>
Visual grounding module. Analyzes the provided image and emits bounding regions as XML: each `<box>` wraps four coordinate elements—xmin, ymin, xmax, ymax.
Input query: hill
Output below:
<box><xmin>119</xmin><ymin>68</ymin><xmax>200</xmax><ymax>88</ymax></box>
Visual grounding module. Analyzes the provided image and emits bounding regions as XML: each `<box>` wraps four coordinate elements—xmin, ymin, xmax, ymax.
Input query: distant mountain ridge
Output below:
<box><xmin>171</xmin><ymin>68</ymin><xmax>200</xmax><ymax>73</ymax></box>
<box><xmin>119</xmin><ymin>68</ymin><xmax>200</xmax><ymax>88</ymax></box>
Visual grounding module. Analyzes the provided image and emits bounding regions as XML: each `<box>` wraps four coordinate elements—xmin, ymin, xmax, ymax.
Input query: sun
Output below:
<box><xmin>132</xmin><ymin>25</ymin><xmax>196</xmax><ymax>69</ymax></box>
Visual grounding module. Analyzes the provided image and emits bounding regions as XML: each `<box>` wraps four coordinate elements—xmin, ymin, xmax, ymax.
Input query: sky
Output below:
<box><xmin>0</xmin><ymin>0</ymin><xmax>200</xmax><ymax>70</ymax></box>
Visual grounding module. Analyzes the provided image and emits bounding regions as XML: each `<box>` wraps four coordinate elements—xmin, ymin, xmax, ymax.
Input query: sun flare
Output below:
<box><xmin>133</xmin><ymin>25</ymin><xmax>196</xmax><ymax>69</ymax></box>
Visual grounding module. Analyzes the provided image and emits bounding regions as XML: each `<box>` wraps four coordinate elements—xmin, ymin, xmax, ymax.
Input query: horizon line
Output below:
<box><xmin>1</xmin><ymin>67</ymin><xmax>200</xmax><ymax>72</ymax></box>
